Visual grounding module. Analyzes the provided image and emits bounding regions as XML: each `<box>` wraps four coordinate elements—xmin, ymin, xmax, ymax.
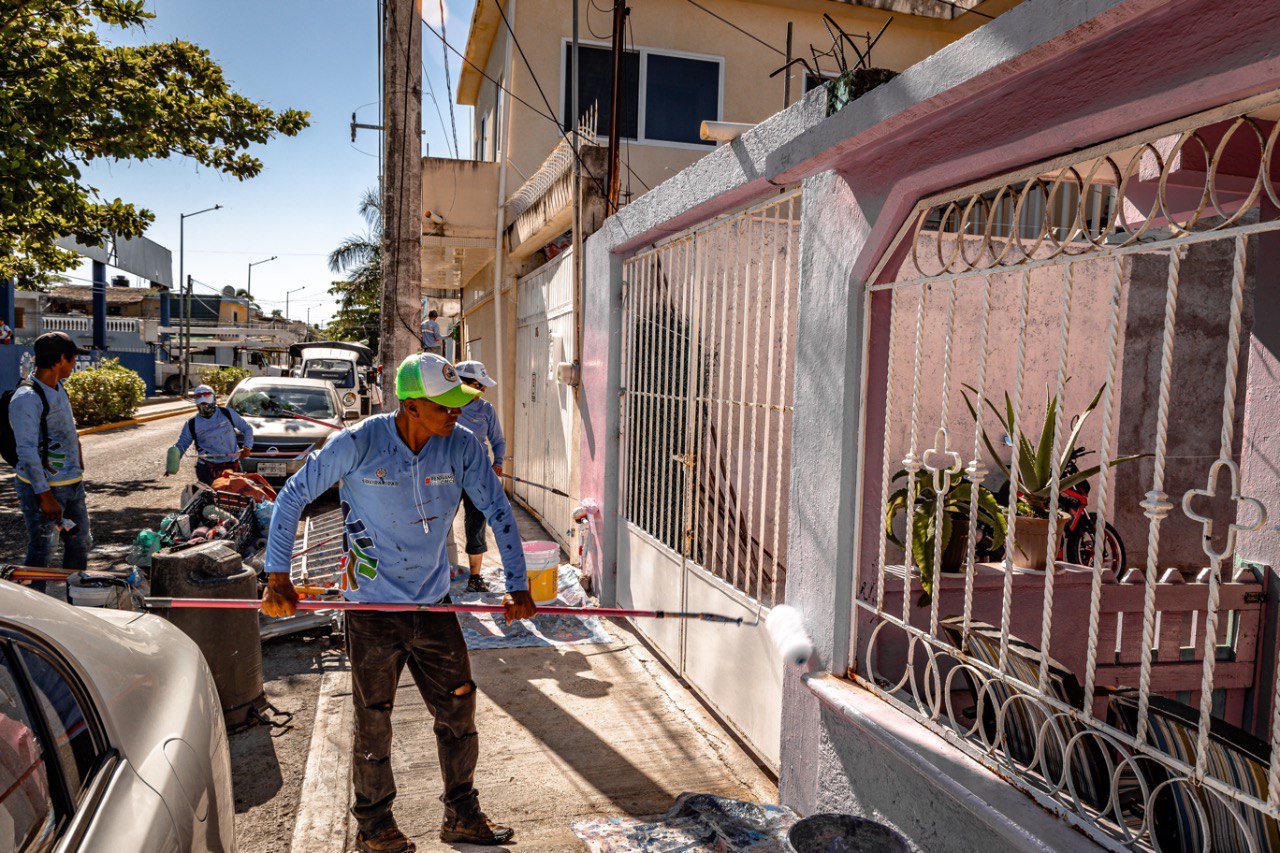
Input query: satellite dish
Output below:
<box><xmin>222</xmin><ymin>285</ymin><xmax>236</xmax><ymax>297</ymax></box>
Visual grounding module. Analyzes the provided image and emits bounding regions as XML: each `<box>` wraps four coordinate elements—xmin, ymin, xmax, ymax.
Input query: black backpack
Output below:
<box><xmin>0</xmin><ymin>379</ymin><xmax>50</xmax><ymax>470</ymax></box>
<box><xmin>188</xmin><ymin>407</ymin><xmax>238</xmax><ymax>454</ymax></box>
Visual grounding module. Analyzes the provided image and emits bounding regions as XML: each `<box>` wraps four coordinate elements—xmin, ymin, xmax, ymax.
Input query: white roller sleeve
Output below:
<box><xmin>767</xmin><ymin>604</ymin><xmax>814</xmax><ymax>666</ymax></box>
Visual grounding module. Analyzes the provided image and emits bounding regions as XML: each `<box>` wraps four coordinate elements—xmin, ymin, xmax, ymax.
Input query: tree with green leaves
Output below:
<box><xmin>1</xmin><ymin>1</ymin><xmax>309</xmax><ymax>286</ymax></box>
<box><xmin>326</xmin><ymin>188</ymin><xmax>381</xmax><ymax>351</ymax></box>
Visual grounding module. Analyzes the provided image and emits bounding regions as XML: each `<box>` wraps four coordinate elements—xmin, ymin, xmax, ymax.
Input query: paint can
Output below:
<box><xmin>786</xmin><ymin>814</ymin><xmax>910</xmax><ymax>853</ymax></box>
<box><xmin>522</xmin><ymin>541</ymin><xmax>561</xmax><ymax>605</ymax></box>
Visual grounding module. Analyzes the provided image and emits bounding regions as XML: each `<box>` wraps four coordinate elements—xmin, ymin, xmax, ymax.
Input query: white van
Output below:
<box><xmin>289</xmin><ymin>341</ymin><xmax>374</xmax><ymax>419</ymax></box>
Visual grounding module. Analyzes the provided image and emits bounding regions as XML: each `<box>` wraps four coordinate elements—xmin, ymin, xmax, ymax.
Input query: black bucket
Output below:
<box><xmin>151</xmin><ymin>541</ymin><xmax>264</xmax><ymax>731</ymax></box>
<box><xmin>787</xmin><ymin>814</ymin><xmax>911</xmax><ymax>853</ymax></box>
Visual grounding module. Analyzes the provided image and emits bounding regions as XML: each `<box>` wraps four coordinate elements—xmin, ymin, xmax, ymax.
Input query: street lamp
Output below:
<box><xmin>285</xmin><ymin>286</ymin><xmax>305</xmax><ymax>320</ymax></box>
<box><xmin>179</xmin><ymin>204</ymin><xmax>223</xmax><ymax>395</ymax></box>
<box><xmin>247</xmin><ymin>255</ymin><xmax>277</xmax><ymax>300</ymax></box>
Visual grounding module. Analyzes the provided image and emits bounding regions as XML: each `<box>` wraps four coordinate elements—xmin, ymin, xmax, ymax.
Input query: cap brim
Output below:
<box><xmin>427</xmin><ymin>384</ymin><xmax>481</xmax><ymax>408</ymax></box>
<box><xmin>477</xmin><ymin>375</ymin><xmax>497</xmax><ymax>388</ymax></box>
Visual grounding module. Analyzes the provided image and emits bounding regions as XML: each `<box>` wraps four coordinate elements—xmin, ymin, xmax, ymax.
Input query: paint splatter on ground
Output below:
<box><xmin>449</xmin><ymin>563</ymin><xmax>612</xmax><ymax>649</ymax></box>
<box><xmin>571</xmin><ymin>793</ymin><xmax>797</xmax><ymax>852</ymax></box>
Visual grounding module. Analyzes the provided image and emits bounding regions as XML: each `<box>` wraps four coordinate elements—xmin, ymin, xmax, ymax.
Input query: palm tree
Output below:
<box><xmin>233</xmin><ymin>288</ymin><xmax>260</xmax><ymax>310</ymax></box>
<box><xmin>327</xmin><ymin>188</ymin><xmax>381</xmax><ymax>350</ymax></box>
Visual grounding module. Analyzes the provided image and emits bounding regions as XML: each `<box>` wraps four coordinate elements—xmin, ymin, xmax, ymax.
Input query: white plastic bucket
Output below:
<box><xmin>68</xmin><ymin>577</ymin><xmax>120</xmax><ymax>608</ymax></box>
<box><xmin>522</xmin><ymin>541</ymin><xmax>561</xmax><ymax>605</ymax></box>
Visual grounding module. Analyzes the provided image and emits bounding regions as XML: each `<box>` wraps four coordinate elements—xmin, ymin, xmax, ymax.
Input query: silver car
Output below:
<box><xmin>0</xmin><ymin>581</ymin><xmax>235</xmax><ymax>851</ymax></box>
<box><xmin>227</xmin><ymin>376</ymin><xmax>353</xmax><ymax>485</ymax></box>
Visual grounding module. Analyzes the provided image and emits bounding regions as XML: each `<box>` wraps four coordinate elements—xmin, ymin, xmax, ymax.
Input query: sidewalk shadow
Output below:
<box><xmin>472</xmin><ymin>646</ymin><xmax>680</xmax><ymax>816</ymax></box>
<box><xmin>230</xmin><ymin>724</ymin><xmax>284</xmax><ymax>812</ymax></box>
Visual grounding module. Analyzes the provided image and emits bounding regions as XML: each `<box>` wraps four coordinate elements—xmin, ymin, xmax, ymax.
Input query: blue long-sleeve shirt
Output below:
<box><xmin>420</xmin><ymin>319</ymin><xmax>443</xmax><ymax>348</ymax></box>
<box><xmin>10</xmin><ymin>378</ymin><xmax>82</xmax><ymax>493</ymax></box>
<box><xmin>457</xmin><ymin>397</ymin><xmax>506</xmax><ymax>466</ymax></box>
<box><xmin>264</xmin><ymin>414</ymin><xmax>527</xmax><ymax>603</ymax></box>
<box><xmin>172</xmin><ymin>408</ymin><xmax>255</xmax><ymax>464</ymax></box>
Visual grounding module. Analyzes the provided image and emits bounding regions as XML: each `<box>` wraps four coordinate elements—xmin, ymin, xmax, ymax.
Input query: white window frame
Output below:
<box><xmin>558</xmin><ymin>37</ymin><xmax>725</xmax><ymax>151</ymax></box>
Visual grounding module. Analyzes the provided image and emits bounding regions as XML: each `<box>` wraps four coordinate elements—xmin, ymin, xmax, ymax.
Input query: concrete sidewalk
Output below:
<box><xmin>296</xmin><ymin>503</ymin><xmax>777</xmax><ymax>851</ymax></box>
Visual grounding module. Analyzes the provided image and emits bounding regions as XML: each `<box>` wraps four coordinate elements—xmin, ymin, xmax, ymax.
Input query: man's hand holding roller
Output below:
<box><xmin>261</xmin><ymin>573</ymin><xmax>299</xmax><ymax>617</ymax></box>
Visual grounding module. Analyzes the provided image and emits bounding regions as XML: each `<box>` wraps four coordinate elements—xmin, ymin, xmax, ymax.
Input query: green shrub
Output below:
<box><xmin>200</xmin><ymin>365</ymin><xmax>252</xmax><ymax>397</ymax></box>
<box><xmin>63</xmin><ymin>358</ymin><xmax>146</xmax><ymax>427</ymax></box>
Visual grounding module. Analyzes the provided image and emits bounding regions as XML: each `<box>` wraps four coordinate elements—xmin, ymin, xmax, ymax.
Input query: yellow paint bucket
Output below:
<box><xmin>523</xmin><ymin>541</ymin><xmax>561</xmax><ymax>605</ymax></box>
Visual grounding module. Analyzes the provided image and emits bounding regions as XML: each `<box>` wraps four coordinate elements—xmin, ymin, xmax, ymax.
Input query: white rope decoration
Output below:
<box><xmin>901</xmin><ymin>284</ymin><xmax>929</xmax><ymax>625</ymax></box>
<box><xmin>1134</xmin><ymin>245</ymin><xmax>1184</xmax><ymax>746</ymax></box>
<box><xmin>875</xmin><ymin>286</ymin><xmax>902</xmax><ymax>612</ymax></box>
<box><xmin>925</xmin><ymin>281</ymin><xmax>962</xmax><ymax>636</ymax></box>
<box><xmin>962</xmin><ymin>274</ymin><xmax>993</xmax><ymax>642</ymax></box>
<box><xmin>1037</xmin><ymin>261</ymin><xmax>1076</xmax><ymax>693</ymax></box>
<box><xmin>999</xmin><ymin>270</ymin><xmax>1032</xmax><ymax>672</ymax></box>
<box><xmin>1082</xmin><ymin>255</ymin><xmax>1126</xmax><ymax>714</ymax></box>
<box><xmin>1192</xmin><ymin>234</ymin><xmax>1250</xmax><ymax>774</ymax></box>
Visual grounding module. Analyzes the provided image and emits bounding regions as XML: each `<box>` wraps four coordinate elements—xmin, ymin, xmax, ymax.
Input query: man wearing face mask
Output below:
<box><xmin>167</xmin><ymin>385</ymin><xmax>254</xmax><ymax>485</ymax></box>
<box><xmin>260</xmin><ymin>352</ymin><xmax>535</xmax><ymax>852</ymax></box>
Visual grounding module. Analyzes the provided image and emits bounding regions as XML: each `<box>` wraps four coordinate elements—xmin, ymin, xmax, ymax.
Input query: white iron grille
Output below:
<box><xmin>852</xmin><ymin>93</ymin><xmax>1280</xmax><ymax>850</ymax></box>
<box><xmin>620</xmin><ymin>191</ymin><xmax>800</xmax><ymax>607</ymax></box>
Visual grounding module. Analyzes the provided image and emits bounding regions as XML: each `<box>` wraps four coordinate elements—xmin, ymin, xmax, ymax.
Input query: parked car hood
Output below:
<box><xmin>242</xmin><ymin>415</ymin><xmax>340</xmax><ymax>445</ymax></box>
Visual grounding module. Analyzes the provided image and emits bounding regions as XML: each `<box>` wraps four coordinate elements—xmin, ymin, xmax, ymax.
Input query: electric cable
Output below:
<box><xmin>676</xmin><ymin>0</ymin><xmax>782</xmax><ymax>55</ymax></box>
<box><xmin>424</xmin><ymin>16</ymin><xmax>609</xmax><ymax>199</ymax></box>
<box><xmin>423</xmin><ymin>59</ymin><xmax>457</xmax><ymax>157</ymax></box>
<box><xmin>438</xmin><ymin>0</ymin><xmax>461</xmax><ymax>155</ymax></box>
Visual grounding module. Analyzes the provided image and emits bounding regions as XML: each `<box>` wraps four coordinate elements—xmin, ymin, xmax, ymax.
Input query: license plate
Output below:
<box><xmin>258</xmin><ymin>462</ymin><xmax>287</xmax><ymax>478</ymax></box>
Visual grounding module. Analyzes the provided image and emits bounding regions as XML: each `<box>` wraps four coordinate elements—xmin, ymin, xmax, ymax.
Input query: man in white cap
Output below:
<box><xmin>453</xmin><ymin>360</ymin><xmax>506</xmax><ymax>593</ymax></box>
<box><xmin>167</xmin><ymin>384</ymin><xmax>254</xmax><ymax>486</ymax></box>
<box><xmin>261</xmin><ymin>352</ymin><xmax>534</xmax><ymax>852</ymax></box>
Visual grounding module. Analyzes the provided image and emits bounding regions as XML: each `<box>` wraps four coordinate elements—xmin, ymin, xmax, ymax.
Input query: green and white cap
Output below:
<box><xmin>395</xmin><ymin>352</ymin><xmax>481</xmax><ymax>408</ymax></box>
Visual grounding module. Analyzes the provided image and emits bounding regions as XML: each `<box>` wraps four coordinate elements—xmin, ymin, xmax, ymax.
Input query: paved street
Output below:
<box><xmin>0</xmin><ymin>406</ymin><xmax>197</xmax><ymax>569</ymax></box>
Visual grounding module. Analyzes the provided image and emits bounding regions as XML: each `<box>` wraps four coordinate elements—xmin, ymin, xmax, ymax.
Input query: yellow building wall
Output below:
<box><xmin>470</xmin><ymin>0</ymin><xmax>966</xmax><ymax>191</ymax></box>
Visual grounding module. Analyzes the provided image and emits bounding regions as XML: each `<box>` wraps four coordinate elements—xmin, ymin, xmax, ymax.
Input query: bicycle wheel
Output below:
<box><xmin>1064</xmin><ymin>514</ymin><xmax>1127</xmax><ymax>572</ymax></box>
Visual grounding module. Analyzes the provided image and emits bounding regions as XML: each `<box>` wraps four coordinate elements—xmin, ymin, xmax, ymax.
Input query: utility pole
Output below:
<box><xmin>178</xmin><ymin>204</ymin><xmax>221</xmax><ymax>395</ymax></box>
<box><xmin>606</xmin><ymin>0</ymin><xmax>627</xmax><ymax>214</ymax></box>
<box><xmin>247</xmin><ymin>255</ymin><xmax>277</xmax><ymax>300</ymax></box>
<box><xmin>285</xmin><ymin>286</ymin><xmax>304</xmax><ymax>320</ymax></box>
<box><xmin>380</xmin><ymin>0</ymin><xmax>425</xmax><ymax>405</ymax></box>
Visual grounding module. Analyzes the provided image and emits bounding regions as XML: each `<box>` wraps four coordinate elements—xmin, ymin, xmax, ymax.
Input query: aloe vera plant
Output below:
<box><xmin>884</xmin><ymin>468</ymin><xmax>1007</xmax><ymax>604</ymax></box>
<box><xmin>962</xmin><ymin>385</ymin><xmax>1146</xmax><ymax>519</ymax></box>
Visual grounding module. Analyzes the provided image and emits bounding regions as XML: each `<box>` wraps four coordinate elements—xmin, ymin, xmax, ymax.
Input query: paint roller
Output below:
<box><xmin>766</xmin><ymin>604</ymin><xmax>815</xmax><ymax>666</ymax></box>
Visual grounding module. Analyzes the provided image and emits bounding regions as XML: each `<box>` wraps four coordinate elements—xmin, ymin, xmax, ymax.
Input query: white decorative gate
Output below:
<box><xmin>514</xmin><ymin>250</ymin><xmax>576</xmax><ymax>549</ymax></box>
<box><xmin>851</xmin><ymin>93</ymin><xmax>1280</xmax><ymax>850</ymax></box>
<box><xmin>619</xmin><ymin>191</ymin><xmax>800</xmax><ymax>768</ymax></box>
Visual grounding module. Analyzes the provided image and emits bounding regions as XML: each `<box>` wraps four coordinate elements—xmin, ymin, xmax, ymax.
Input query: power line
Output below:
<box><xmin>439</xmin><ymin>0</ymin><xmax>461</xmax><ymax>156</ymax></box>
<box><xmin>676</xmin><ymin>0</ymin><xmax>783</xmax><ymax>55</ymax></box>
<box><xmin>423</xmin><ymin>59</ymin><xmax>457</xmax><ymax>157</ymax></box>
<box><xmin>932</xmin><ymin>0</ymin><xmax>996</xmax><ymax>20</ymax></box>
<box><xmin>423</xmin><ymin>17</ymin><xmax>609</xmax><ymax>199</ymax></box>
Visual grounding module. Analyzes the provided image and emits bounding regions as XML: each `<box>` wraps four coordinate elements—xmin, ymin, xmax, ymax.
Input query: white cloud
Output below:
<box><xmin>421</xmin><ymin>0</ymin><xmax>448</xmax><ymax>29</ymax></box>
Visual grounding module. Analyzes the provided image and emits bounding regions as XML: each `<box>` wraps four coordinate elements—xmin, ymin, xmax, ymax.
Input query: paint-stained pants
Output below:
<box><xmin>461</xmin><ymin>490</ymin><xmax>488</xmax><ymax>556</ymax></box>
<box><xmin>346</xmin><ymin>607</ymin><xmax>480</xmax><ymax>834</ymax></box>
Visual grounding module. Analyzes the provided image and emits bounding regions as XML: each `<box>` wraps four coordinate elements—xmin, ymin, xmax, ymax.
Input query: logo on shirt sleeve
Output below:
<box><xmin>339</xmin><ymin>501</ymin><xmax>380</xmax><ymax>590</ymax></box>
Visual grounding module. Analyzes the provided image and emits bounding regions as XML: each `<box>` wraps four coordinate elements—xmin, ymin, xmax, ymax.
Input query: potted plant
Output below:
<box><xmin>884</xmin><ymin>468</ymin><xmax>1007</xmax><ymax>605</ymax></box>
<box><xmin>963</xmin><ymin>386</ymin><xmax>1146</xmax><ymax>571</ymax></box>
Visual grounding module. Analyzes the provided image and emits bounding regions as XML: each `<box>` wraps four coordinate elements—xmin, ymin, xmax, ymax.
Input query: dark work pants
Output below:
<box><xmin>346</xmin><ymin>608</ymin><xmax>479</xmax><ymax>834</ymax></box>
<box><xmin>461</xmin><ymin>490</ymin><xmax>487</xmax><ymax>557</ymax></box>
<box><xmin>195</xmin><ymin>460</ymin><xmax>239</xmax><ymax>486</ymax></box>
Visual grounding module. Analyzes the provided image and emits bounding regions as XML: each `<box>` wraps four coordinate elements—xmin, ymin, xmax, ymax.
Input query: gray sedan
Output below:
<box><xmin>0</xmin><ymin>581</ymin><xmax>235</xmax><ymax>851</ymax></box>
<box><xmin>228</xmin><ymin>377</ymin><xmax>354</xmax><ymax>485</ymax></box>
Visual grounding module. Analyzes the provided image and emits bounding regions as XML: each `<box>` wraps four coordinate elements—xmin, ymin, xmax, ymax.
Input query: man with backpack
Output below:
<box><xmin>167</xmin><ymin>384</ymin><xmax>255</xmax><ymax>485</ymax></box>
<box><xmin>4</xmin><ymin>332</ymin><xmax>92</xmax><ymax>591</ymax></box>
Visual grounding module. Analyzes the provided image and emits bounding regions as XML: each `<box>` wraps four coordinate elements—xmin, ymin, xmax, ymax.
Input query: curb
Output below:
<box><xmin>77</xmin><ymin>404</ymin><xmax>196</xmax><ymax>436</ymax></box>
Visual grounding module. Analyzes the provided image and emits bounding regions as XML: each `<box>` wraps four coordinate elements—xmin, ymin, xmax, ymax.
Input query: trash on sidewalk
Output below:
<box><xmin>571</xmin><ymin>792</ymin><xmax>797</xmax><ymax>852</ymax></box>
<box><xmin>452</xmin><ymin>562</ymin><xmax>611</xmax><ymax>650</ymax></box>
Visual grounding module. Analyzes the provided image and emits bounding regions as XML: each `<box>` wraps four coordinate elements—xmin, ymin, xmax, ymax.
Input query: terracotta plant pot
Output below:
<box><xmin>940</xmin><ymin>526</ymin><xmax>970</xmax><ymax>574</ymax></box>
<box><xmin>1011</xmin><ymin>515</ymin><xmax>1067</xmax><ymax>571</ymax></box>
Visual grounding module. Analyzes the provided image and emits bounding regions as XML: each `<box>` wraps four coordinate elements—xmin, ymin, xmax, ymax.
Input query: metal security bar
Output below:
<box><xmin>852</xmin><ymin>92</ymin><xmax>1280</xmax><ymax>850</ymax></box>
<box><xmin>621</xmin><ymin>191</ymin><xmax>800</xmax><ymax>607</ymax></box>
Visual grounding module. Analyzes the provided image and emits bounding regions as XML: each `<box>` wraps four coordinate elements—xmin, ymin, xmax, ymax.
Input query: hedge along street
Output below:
<box><xmin>76</xmin><ymin>402</ymin><xmax>196</xmax><ymax>436</ymax></box>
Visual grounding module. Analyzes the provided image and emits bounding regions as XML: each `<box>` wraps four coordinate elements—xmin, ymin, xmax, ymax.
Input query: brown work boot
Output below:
<box><xmin>440</xmin><ymin>810</ymin><xmax>515</xmax><ymax>845</ymax></box>
<box><xmin>356</xmin><ymin>823</ymin><xmax>416</xmax><ymax>853</ymax></box>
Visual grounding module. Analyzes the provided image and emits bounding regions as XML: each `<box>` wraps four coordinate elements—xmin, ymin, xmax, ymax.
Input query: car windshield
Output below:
<box><xmin>230</xmin><ymin>385</ymin><xmax>336</xmax><ymax>419</ymax></box>
<box><xmin>302</xmin><ymin>359</ymin><xmax>355</xmax><ymax>387</ymax></box>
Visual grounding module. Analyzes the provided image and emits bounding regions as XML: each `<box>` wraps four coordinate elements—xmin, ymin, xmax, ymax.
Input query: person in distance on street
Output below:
<box><xmin>166</xmin><ymin>384</ymin><xmax>254</xmax><ymax>485</ymax></box>
<box><xmin>261</xmin><ymin>352</ymin><xmax>535</xmax><ymax>851</ymax></box>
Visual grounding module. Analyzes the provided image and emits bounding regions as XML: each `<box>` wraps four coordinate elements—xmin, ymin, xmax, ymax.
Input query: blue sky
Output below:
<box><xmin>74</xmin><ymin>0</ymin><xmax>475</xmax><ymax>327</ymax></box>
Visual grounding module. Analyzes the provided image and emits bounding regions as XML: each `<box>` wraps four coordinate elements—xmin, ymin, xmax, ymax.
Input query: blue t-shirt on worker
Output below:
<box><xmin>420</xmin><ymin>319</ymin><xmax>443</xmax><ymax>349</ymax></box>
<box><xmin>263</xmin><ymin>413</ymin><xmax>527</xmax><ymax>603</ymax></box>
<box><xmin>456</xmin><ymin>396</ymin><xmax>504</xmax><ymax>466</ymax></box>
<box><xmin>172</xmin><ymin>408</ymin><xmax>255</xmax><ymax>465</ymax></box>
<box><xmin>10</xmin><ymin>377</ymin><xmax>83</xmax><ymax>492</ymax></box>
